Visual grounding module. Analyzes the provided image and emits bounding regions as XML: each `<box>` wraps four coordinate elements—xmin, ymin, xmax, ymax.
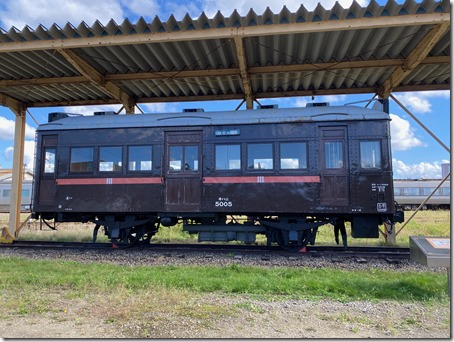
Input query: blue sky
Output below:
<box><xmin>0</xmin><ymin>0</ymin><xmax>451</xmax><ymax>179</ymax></box>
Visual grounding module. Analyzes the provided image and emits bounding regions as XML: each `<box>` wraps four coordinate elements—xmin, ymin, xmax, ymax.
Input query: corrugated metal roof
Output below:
<box><xmin>0</xmin><ymin>0</ymin><xmax>450</xmax><ymax>112</ymax></box>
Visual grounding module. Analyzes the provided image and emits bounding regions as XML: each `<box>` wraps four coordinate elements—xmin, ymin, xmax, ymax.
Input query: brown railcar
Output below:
<box><xmin>32</xmin><ymin>105</ymin><xmax>404</xmax><ymax>250</ymax></box>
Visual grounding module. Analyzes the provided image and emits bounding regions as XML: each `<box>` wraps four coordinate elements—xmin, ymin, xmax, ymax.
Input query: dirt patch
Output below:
<box><xmin>0</xmin><ymin>292</ymin><xmax>450</xmax><ymax>339</ymax></box>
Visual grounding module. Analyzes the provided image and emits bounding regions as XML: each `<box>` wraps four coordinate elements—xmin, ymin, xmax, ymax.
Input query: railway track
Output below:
<box><xmin>1</xmin><ymin>240</ymin><xmax>410</xmax><ymax>260</ymax></box>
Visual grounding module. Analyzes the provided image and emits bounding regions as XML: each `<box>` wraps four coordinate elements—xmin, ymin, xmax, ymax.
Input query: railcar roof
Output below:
<box><xmin>38</xmin><ymin>105</ymin><xmax>390</xmax><ymax>131</ymax></box>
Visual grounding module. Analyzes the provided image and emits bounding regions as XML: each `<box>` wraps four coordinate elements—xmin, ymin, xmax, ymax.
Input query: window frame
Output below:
<box><xmin>127</xmin><ymin>145</ymin><xmax>153</xmax><ymax>173</ymax></box>
<box><xmin>279</xmin><ymin>141</ymin><xmax>308</xmax><ymax>171</ymax></box>
<box><xmin>215</xmin><ymin>144</ymin><xmax>241</xmax><ymax>171</ymax></box>
<box><xmin>43</xmin><ymin>146</ymin><xmax>56</xmax><ymax>175</ymax></box>
<box><xmin>246</xmin><ymin>143</ymin><xmax>274</xmax><ymax>171</ymax></box>
<box><xmin>70</xmin><ymin>147</ymin><xmax>95</xmax><ymax>174</ymax></box>
<box><xmin>98</xmin><ymin>146</ymin><xmax>123</xmax><ymax>173</ymax></box>
<box><xmin>359</xmin><ymin>140</ymin><xmax>382</xmax><ymax>170</ymax></box>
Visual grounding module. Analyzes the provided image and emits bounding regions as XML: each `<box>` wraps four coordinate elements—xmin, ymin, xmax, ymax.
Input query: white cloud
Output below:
<box><xmin>61</xmin><ymin>103</ymin><xmax>178</xmax><ymax>115</ymax></box>
<box><xmin>120</xmin><ymin>0</ymin><xmax>159</xmax><ymax>18</ymax></box>
<box><xmin>1</xmin><ymin>0</ymin><xmax>124</xmax><ymax>29</ymax></box>
<box><xmin>392</xmin><ymin>159</ymin><xmax>449</xmax><ymax>179</ymax></box>
<box><xmin>4</xmin><ymin>140</ymin><xmax>36</xmax><ymax>171</ymax></box>
<box><xmin>0</xmin><ymin>116</ymin><xmax>35</xmax><ymax>140</ymax></box>
<box><xmin>63</xmin><ymin>105</ymin><xmax>122</xmax><ymax>116</ymax></box>
<box><xmin>0</xmin><ymin>0</ymin><xmax>372</xmax><ymax>31</ymax></box>
<box><xmin>393</xmin><ymin>90</ymin><xmax>450</xmax><ymax>114</ymax></box>
<box><xmin>389</xmin><ymin>114</ymin><xmax>425</xmax><ymax>151</ymax></box>
<box><xmin>200</xmin><ymin>0</ymin><xmax>368</xmax><ymax>17</ymax></box>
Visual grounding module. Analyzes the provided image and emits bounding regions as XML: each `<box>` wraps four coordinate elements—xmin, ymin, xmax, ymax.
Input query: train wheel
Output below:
<box><xmin>275</xmin><ymin>229</ymin><xmax>310</xmax><ymax>252</ymax></box>
<box><xmin>127</xmin><ymin>223</ymin><xmax>157</xmax><ymax>247</ymax></box>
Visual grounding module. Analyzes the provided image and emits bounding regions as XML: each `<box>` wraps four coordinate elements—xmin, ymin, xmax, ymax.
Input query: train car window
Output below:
<box><xmin>185</xmin><ymin>146</ymin><xmax>199</xmax><ymax>171</ymax></box>
<box><xmin>169</xmin><ymin>146</ymin><xmax>183</xmax><ymax>171</ymax></box>
<box><xmin>22</xmin><ymin>189</ymin><xmax>30</xmax><ymax>197</ymax></box>
<box><xmin>247</xmin><ymin>143</ymin><xmax>273</xmax><ymax>170</ymax></box>
<box><xmin>99</xmin><ymin>147</ymin><xmax>122</xmax><ymax>172</ymax></box>
<box><xmin>422</xmin><ymin>187</ymin><xmax>442</xmax><ymax>196</ymax></box>
<box><xmin>169</xmin><ymin>145</ymin><xmax>199</xmax><ymax>172</ymax></box>
<box><xmin>215</xmin><ymin>145</ymin><xmax>240</xmax><ymax>170</ymax></box>
<box><xmin>280</xmin><ymin>142</ymin><xmax>307</xmax><ymax>169</ymax></box>
<box><xmin>360</xmin><ymin>141</ymin><xmax>381</xmax><ymax>169</ymax></box>
<box><xmin>2</xmin><ymin>190</ymin><xmax>10</xmax><ymax>197</ymax></box>
<box><xmin>44</xmin><ymin>147</ymin><xmax>56</xmax><ymax>174</ymax></box>
<box><xmin>442</xmin><ymin>187</ymin><xmax>450</xmax><ymax>196</ymax></box>
<box><xmin>128</xmin><ymin>146</ymin><xmax>152</xmax><ymax>171</ymax></box>
<box><xmin>70</xmin><ymin>147</ymin><xmax>94</xmax><ymax>173</ymax></box>
<box><xmin>324</xmin><ymin>142</ymin><xmax>343</xmax><ymax>169</ymax></box>
<box><xmin>403</xmin><ymin>187</ymin><xmax>419</xmax><ymax>196</ymax></box>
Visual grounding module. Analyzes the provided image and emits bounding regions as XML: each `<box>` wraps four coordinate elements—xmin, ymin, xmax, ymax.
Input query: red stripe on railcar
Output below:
<box><xmin>56</xmin><ymin>178</ymin><xmax>163</xmax><ymax>185</ymax></box>
<box><xmin>203</xmin><ymin>176</ymin><xmax>320</xmax><ymax>184</ymax></box>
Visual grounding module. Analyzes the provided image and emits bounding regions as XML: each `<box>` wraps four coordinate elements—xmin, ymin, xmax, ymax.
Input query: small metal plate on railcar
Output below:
<box><xmin>409</xmin><ymin>236</ymin><xmax>450</xmax><ymax>268</ymax></box>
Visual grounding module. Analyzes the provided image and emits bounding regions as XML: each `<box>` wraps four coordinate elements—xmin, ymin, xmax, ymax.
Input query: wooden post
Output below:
<box><xmin>384</xmin><ymin>222</ymin><xmax>396</xmax><ymax>245</ymax></box>
<box><xmin>8</xmin><ymin>108</ymin><xmax>26</xmax><ymax>238</ymax></box>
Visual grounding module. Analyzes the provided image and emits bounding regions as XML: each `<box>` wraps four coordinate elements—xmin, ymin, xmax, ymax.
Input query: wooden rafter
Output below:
<box><xmin>57</xmin><ymin>48</ymin><xmax>136</xmax><ymax>113</ymax></box>
<box><xmin>0</xmin><ymin>56</ymin><xmax>448</xmax><ymax>88</ymax></box>
<box><xmin>233</xmin><ymin>37</ymin><xmax>253</xmax><ymax>109</ymax></box>
<box><xmin>0</xmin><ymin>93</ymin><xmax>24</xmax><ymax>114</ymax></box>
<box><xmin>25</xmin><ymin>82</ymin><xmax>449</xmax><ymax>108</ymax></box>
<box><xmin>378</xmin><ymin>23</ymin><xmax>450</xmax><ymax>98</ymax></box>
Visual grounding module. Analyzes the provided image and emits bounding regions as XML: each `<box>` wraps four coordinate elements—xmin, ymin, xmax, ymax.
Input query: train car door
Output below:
<box><xmin>38</xmin><ymin>135</ymin><xmax>58</xmax><ymax>205</ymax></box>
<box><xmin>164</xmin><ymin>132</ymin><xmax>202</xmax><ymax>212</ymax></box>
<box><xmin>319</xmin><ymin>127</ymin><xmax>349</xmax><ymax>206</ymax></box>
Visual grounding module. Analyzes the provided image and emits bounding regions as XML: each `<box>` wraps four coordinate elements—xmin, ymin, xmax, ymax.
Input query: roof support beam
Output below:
<box><xmin>0</xmin><ymin>13</ymin><xmax>448</xmax><ymax>53</ymax></box>
<box><xmin>25</xmin><ymin>82</ymin><xmax>450</xmax><ymax>108</ymax></box>
<box><xmin>233</xmin><ymin>37</ymin><xmax>253</xmax><ymax>109</ymax></box>
<box><xmin>0</xmin><ymin>56</ymin><xmax>448</xmax><ymax>88</ymax></box>
<box><xmin>0</xmin><ymin>93</ymin><xmax>24</xmax><ymax>114</ymax></box>
<box><xmin>57</xmin><ymin>48</ymin><xmax>136</xmax><ymax>113</ymax></box>
<box><xmin>378</xmin><ymin>23</ymin><xmax>450</xmax><ymax>98</ymax></box>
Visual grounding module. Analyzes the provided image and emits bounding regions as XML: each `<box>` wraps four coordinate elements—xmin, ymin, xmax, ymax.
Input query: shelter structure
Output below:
<box><xmin>0</xmin><ymin>0</ymin><xmax>450</xmax><ymax>240</ymax></box>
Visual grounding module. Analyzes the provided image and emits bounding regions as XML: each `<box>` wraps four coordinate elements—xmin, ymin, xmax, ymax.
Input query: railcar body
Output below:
<box><xmin>31</xmin><ymin>105</ymin><xmax>404</xmax><ymax>250</ymax></box>
<box><xmin>394</xmin><ymin>179</ymin><xmax>451</xmax><ymax>210</ymax></box>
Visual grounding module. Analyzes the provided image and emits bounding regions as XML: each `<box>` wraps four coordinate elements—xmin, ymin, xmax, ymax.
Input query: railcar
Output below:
<box><xmin>0</xmin><ymin>181</ymin><xmax>32</xmax><ymax>212</ymax></box>
<box><xmin>394</xmin><ymin>179</ymin><xmax>450</xmax><ymax>210</ymax></box>
<box><xmin>31</xmin><ymin>104</ymin><xmax>404</xmax><ymax>250</ymax></box>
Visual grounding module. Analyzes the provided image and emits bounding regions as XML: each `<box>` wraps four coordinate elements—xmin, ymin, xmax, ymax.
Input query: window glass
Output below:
<box><xmin>128</xmin><ymin>146</ymin><xmax>152</xmax><ymax>171</ymax></box>
<box><xmin>360</xmin><ymin>141</ymin><xmax>381</xmax><ymax>169</ymax></box>
<box><xmin>169</xmin><ymin>145</ymin><xmax>199</xmax><ymax>172</ymax></box>
<box><xmin>216</xmin><ymin>145</ymin><xmax>241</xmax><ymax>170</ymax></box>
<box><xmin>169</xmin><ymin>146</ymin><xmax>183</xmax><ymax>171</ymax></box>
<box><xmin>44</xmin><ymin>147</ymin><xmax>56</xmax><ymax>174</ymax></box>
<box><xmin>403</xmin><ymin>187</ymin><xmax>419</xmax><ymax>196</ymax></box>
<box><xmin>280</xmin><ymin>142</ymin><xmax>307</xmax><ymax>169</ymax></box>
<box><xmin>70</xmin><ymin>147</ymin><xmax>94</xmax><ymax>172</ymax></box>
<box><xmin>184</xmin><ymin>145</ymin><xmax>199</xmax><ymax>171</ymax></box>
<box><xmin>422</xmin><ymin>187</ymin><xmax>443</xmax><ymax>196</ymax></box>
<box><xmin>3</xmin><ymin>190</ymin><xmax>10</xmax><ymax>198</ymax></box>
<box><xmin>248</xmin><ymin>144</ymin><xmax>273</xmax><ymax>170</ymax></box>
<box><xmin>22</xmin><ymin>189</ymin><xmax>30</xmax><ymax>197</ymax></box>
<box><xmin>325</xmin><ymin>141</ymin><xmax>343</xmax><ymax>169</ymax></box>
<box><xmin>394</xmin><ymin>188</ymin><xmax>402</xmax><ymax>196</ymax></box>
<box><xmin>442</xmin><ymin>187</ymin><xmax>450</xmax><ymax>196</ymax></box>
<box><xmin>99</xmin><ymin>147</ymin><xmax>122</xmax><ymax>172</ymax></box>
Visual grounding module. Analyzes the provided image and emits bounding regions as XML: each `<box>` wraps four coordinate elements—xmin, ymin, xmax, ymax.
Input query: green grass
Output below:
<box><xmin>0</xmin><ymin>256</ymin><xmax>448</xmax><ymax>303</ymax></box>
